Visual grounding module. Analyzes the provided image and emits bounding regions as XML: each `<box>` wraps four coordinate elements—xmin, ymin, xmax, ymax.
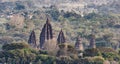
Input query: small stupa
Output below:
<box><xmin>75</xmin><ymin>36</ymin><xmax>83</xmax><ymax>51</ymax></box>
<box><xmin>89</xmin><ymin>34</ymin><xmax>96</xmax><ymax>48</ymax></box>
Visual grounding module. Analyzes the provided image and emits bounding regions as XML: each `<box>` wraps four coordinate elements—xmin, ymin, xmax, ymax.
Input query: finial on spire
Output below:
<box><xmin>46</xmin><ymin>18</ymin><xmax>50</xmax><ymax>24</ymax></box>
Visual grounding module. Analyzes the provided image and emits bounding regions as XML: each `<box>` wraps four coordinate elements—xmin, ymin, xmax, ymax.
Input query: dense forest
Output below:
<box><xmin>0</xmin><ymin>0</ymin><xmax>120</xmax><ymax>64</ymax></box>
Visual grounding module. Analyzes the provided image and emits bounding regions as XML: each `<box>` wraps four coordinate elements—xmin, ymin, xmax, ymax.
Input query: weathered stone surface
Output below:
<box><xmin>75</xmin><ymin>36</ymin><xmax>83</xmax><ymax>51</ymax></box>
<box><xmin>89</xmin><ymin>34</ymin><xmax>96</xmax><ymax>48</ymax></box>
<box><xmin>57</xmin><ymin>29</ymin><xmax>66</xmax><ymax>44</ymax></box>
<box><xmin>28</xmin><ymin>30</ymin><xmax>37</xmax><ymax>48</ymax></box>
<box><xmin>39</xmin><ymin>18</ymin><xmax>53</xmax><ymax>48</ymax></box>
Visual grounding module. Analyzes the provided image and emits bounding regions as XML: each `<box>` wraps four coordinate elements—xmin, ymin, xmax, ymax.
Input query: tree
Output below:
<box><xmin>84</xmin><ymin>12</ymin><xmax>100</xmax><ymax>20</ymax></box>
<box><xmin>35</xmin><ymin>54</ymin><xmax>56</xmax><ymax>64</ymax></box>
<box><xmin>15</xmin><ymin>3</ymin><xmax>25</xmax><ymax>10</ymax></box>
<box><xmin>84</xmin><ymin>48</ymin><xmax>101</xmax><ymax>57</ymax></box>
<box><xmin>8</xmin><ymin>49</ymin><xmax>25</xmax><ymax>64</ymax></box>
<box><xmin>2</xmin><ymin>48</ymin><xmax>37</xmax><ymax>64</ymax></box>
<box><xmin>102</xmin><ymin>52</ymin><xmax>120</xmax><ymax>61</ymax></box>
<box><xmin>46</xmin><ymin>9</ymin><xmax>60</xmax><ymax>20</ymax></box>
<box><xmin>56</xmin><ymin>56</ymin><xmax>74</xmax><ymax>64</ymax></box>
<box><xmin>103</xmin><ymin>33</ymin><xmax>113</xmax><ymax>47</ymax></box>
<box><xmin>82</xmin><ymin>56</ymin><xmax>105</xmax><ymax>64</ymax></box>
<box><xmin>23</xmin><ymin>49</ymin><xmax>36</xmax><ymax>64</ymax></box>
<box><xmin>0</xmin><ymin>36</ymin><xmax>13</xmax><ymax>44</ymax></box>
<box><xmin>0</xmin><ymin>51</ymin><xmax>14</xmax><ymax>64</ymax></box>
<box><xmin>2</xmin><ymin>43</ymin><xmax>29</xmax><ymax>51</ymax></box>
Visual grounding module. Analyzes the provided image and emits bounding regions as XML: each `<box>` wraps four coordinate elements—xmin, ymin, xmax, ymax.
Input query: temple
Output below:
<box><xmin>57</xmin><ymin>29</ymin><xmax>66</xmax><ymax>44</ymax></box>
<box><xmin>75</xmin><ymin>36</ymin><xmax>83</xmax><ymax>51</ymax></box>
<box><xmin>89</xmin><ymin>34</ymin><xmax>96</xmax><ymax>48</ymax></box>
<box><xmin>28</xmin><ymin>30</ymin><xmax>37</xmax><ymax>48</ymax></box>
<box><xmin>39</xmin><ymin>18</ymin><xmax>53</xmax><ymax>48</ymax></box>
<box><xmin>29</xmin><ymin>18</ymin><xmax>97</xmax><ymax>50</ymax></box>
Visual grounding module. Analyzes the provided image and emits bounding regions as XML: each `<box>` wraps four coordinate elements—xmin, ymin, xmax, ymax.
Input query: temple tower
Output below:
<box><xmin>75</xmin><ymin>36</ymin><xmax>83</xmax><ymax>51</ymax></box>
<box><xmin>89</xmin><ymin>34</ymin><xmax>96</xmax><ymax>48</ymax></box>
<box><xmin>39</xmin><ymin>18</ymin><xmax>53</xmax><ymax>48</ymax></box>
<box><xmin>28</xmin><ymin>30</ymin><xmax>37</xmax><ymax>48</ymax></box>
<box><xmin>57</xmin><ymin>29</ymin><xmax>66</xmax><ymax>44</ymax></box>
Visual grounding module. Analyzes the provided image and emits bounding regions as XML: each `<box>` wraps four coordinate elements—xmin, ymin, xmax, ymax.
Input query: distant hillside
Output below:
<box><xmin>0</xmin><ymin>0</ymin><xmax>120</xmax><ymax>49</ymax></box>
<box><xmin>0</xmin><ymin>0</ymin><xmax>120</xmax><ymax>14</ymax></box>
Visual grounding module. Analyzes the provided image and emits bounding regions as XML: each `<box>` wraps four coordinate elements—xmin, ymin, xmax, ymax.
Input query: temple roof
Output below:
<box><xmin>39</xmin><ymin>18</ymin><xmax>53</xmax><ymax>48</ymax></box>
<box><xmin>28</xmin><ymin>30</ymin><xmax>37</xmax><ymax>47</ymax></box>
<box><xmin>57</xmin><ymin>29</ymin><xmax>66</xmax><ymax>44</ymax></box>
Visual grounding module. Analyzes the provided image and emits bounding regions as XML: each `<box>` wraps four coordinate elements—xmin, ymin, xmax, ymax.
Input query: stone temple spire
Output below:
<box><xmin>46</xmin><ymin>18</ymin><xmax>50</xmax><ymax>24</ymax></box>
<box><xmin>75</xmin><ymin>36</ymin><xmax>83</xmax><ymax>51</ymax></box>
<box><xmin>89</xmin><ymin>34</ymin><xmax>96</xmax><ymax>48</ymax></box>
<box><xmin>28</xmin><ymin>30</ymin><xmax>37</xmax><ymax>48</ymax></box>
<box><xmin>39</xmin><ymin>18</ymin><xmax>53</xmax><ymax>48</ymax></box>
<box><xmin>57</xmin><ymin>29</ymin><xmax>66</xmax><ymax>44</ymax></box>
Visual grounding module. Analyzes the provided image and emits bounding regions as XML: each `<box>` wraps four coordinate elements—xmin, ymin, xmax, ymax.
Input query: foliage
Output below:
<box><xmin>1</xmin><ymin>1</ymin><xmax>120</xmax><ymax>63</ymax></box>
<box><xmin>0</xmin><ymin>41</ymin><xmax>120</xmax><ymax>63</ymax></box>
<box><xmin>39</xmin><ymin>50</ymin><xmax>48</xmax><ymax>55</ymax></box>
<box><xmin>102</xmin><ymin>52</ymin><xmax>120</xmax><ymax>61</ymax></box>
<box><xmin>83</xmin><ymin>56</ymin><xmax>105</xmax><ymax>64</ymax></box>
<box><xmin>84</xmin><ymin>12</ymin><xmax>100</xmax><ymax>20</ymax></box>
<box><xmin>84</xmin><ymin>48</ymin><xmax>101</xmax><ymax>57</ymax></box>
<box><xmin>14</xmin><ymin>2</ymin><xmax>25</xmax><ymax>10</ymax></box>
<box><xmin>2</xmin><ymin>43</ymin><xmax>29</xmax><ymax>51</ymax></box>
<box><xmin>35</xmin><ymin>54</ymin><xmax>56</xmax><ymax>64</ymax></box>
<box><xmin>0</xmin><ymin>36</ymin><xmax>14</xmax><ymax>44</ymax></box>
<box><xmin>46</xmin><ymin>9</ymin><xmax>60</xmax><ymax>21</ymax></box>
<box><xmin>56</xmin><ymin>56</ymin><xmax>74</xmax><ymax>64</ymax></box>
<box><xmin>63</xmin><ymin>11</ymin><xmax>81</xmax><ymax>19</ymax></box>
<box><xmin>98</xmin><ymin>47</ymin><xmax>117</xmax><ymax>53</ymax></box>
<box><xmin>0</xmin><ymin>46</ymin><xmax>37</xmax><ymax>64</ymax></box>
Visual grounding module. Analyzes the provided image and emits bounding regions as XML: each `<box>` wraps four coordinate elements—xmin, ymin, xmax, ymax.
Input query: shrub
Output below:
<box><xmin>35</xmin><ymin>54</ymin><xmax>56</xmax><ymax>64</ymax></box>
<box><xmin>93</xmin><ymin>56</ymin><xmax>105</xmax><ymax>64</ymax></box>
<box><xmin>102</xmin><ymin>52</ymin><xmax>120</xmax><ymax>61</ymax></box>
<box><xmin>39</xmin><ymin>50</ymin><xmax>48</xmax><ymax>54</ymax></box>
<box><xmin>83</xmin><ymin>56</ymin><xmax>104</xmax><ymax>64</ymax></box>
<box><xmin>84</xmin><ymin>48</ymin><xmax>101</xmax><ymax>57</ymax></box>
<box><xmin>56</xmin><ymin>56</ymin><xmax>74</xmax><ymax>64</ymax></box>
<box><xmin>2</xmin><ymin>43</ymin><xmax>29</xmax><ymax>50</ymax></box>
